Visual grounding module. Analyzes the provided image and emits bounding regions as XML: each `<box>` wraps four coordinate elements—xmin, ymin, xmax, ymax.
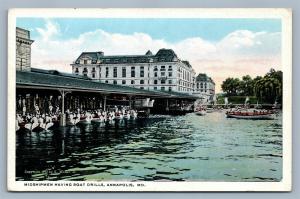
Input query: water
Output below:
<box><xmin>16</xmin><ymin>111</ymin><xmax>282</xmax><ymax>182</ymax></box>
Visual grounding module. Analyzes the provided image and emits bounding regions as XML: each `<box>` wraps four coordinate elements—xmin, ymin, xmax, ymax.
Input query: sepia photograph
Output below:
<box><xmin>7</xmin><ymin>8</ymin><xmax>292</xmax><ymax>191</ymax></box>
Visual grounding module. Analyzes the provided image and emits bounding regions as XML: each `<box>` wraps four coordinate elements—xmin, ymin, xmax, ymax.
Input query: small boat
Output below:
<box><xmin>91</xmin><ymin>115</ymin><xmax>105</xmax><ymax>123</ymax></box>
<box><xmin>195</xmin><ymin>107</ymin><xmax>206</xmax><ymax>116</ymax></box>
<box><xmin>31</xmin><ymin>122</ymin><xmax>42</xmax><ymax>132</ymax></box>
<box><xmin>23</xmin><ymin>123</ymin><xmax>32</xmax><ymax>131</ymax></box>
<box><xmin>206</xmin><ymin>108</ymin><xmax>214</xmax><ymax>113</ymax></box>
<box><xmin>45</xmin><ymin>122</ymin><xmax>54</xmax><ymax>130</ymax></box>
<box><xmin>78</xmin><ymin>113</ymin><xmax>93</xmax><ymax>124</ymax></box>
<box><xmin>226</xmin><ymin>109</ymin><xmax>275</xmax><ymax>120</ymax></box>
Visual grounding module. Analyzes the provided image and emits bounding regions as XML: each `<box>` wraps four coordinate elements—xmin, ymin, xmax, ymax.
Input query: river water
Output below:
<box><xmin>16</xmin><ymin>111</ymin><xmax>282</xmax><ymax>182</ymax></box>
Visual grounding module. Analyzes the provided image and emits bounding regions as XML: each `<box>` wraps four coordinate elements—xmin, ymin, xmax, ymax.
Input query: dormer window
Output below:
<box><xmin>84</xmin><ymin>60</ymin><xmax>87</xmax><ymax>64</ymax></box>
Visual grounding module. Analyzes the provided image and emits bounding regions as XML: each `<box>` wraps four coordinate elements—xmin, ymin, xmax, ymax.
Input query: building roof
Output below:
<box><xmin>182</xmin><ymin>60</ymin><xmax>192</xmax><ymax>68</ymax></box>
<box><xmin>16</xmin><ymin>68</ymin><xmax>197</xmax><ymax>100</ymax></box>
<box><xmin>74</xmin><ymin>48</ymin><xmax>179</xmax><ymax>65</ymax></box>
<box><xmin>30</xmin><ymin>68</ymin><xmax>91</xmax><ymax>80</ymax></box>
<box><xmin>196</xmin><ymin>73</ymin><xmax>215</xmax><ymax>84</ymax></box>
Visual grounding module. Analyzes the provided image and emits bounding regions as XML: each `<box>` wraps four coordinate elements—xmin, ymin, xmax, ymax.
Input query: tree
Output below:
<box><xmin>254</xmin><ymin>69</ymin><xmax>282</xmax><ymax>103</ymax></box>
<box><xmin>222</xmin><ymin>69</ymin><xmax>282</xmax><ymax>103</ymax></box>
<box><xmin>240</xmin><ymin>75</ymin><xmax>254</xmax><ymax>96</ymax></box>
<box><xmin>221</xmin><ymin>77</ymin><xmax>240</xmax><ymax>96</ymax></box>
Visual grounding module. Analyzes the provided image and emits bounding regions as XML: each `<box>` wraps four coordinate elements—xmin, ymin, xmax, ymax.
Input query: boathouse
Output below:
<box><xmin>16</xmin><ymin>68</ymin><xmax>197</xmax><ymax>124</ymax></box>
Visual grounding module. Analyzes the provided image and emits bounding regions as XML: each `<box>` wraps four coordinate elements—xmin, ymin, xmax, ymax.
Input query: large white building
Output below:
<box><xmin>193</xmin><ymin>73</ymin><xmax>215</xmax><ymax>103</ymax></box>
<box><xmin>71</xmin><ymin>49</ymin><xmax>196</xmax><ymax>94</ymax></box>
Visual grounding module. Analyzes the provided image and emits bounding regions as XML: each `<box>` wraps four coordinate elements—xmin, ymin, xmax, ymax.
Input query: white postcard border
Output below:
<box><xmin>7</xmin><ymin>8</ymin><xmax>292</xmax><ymax>192</ymax></box>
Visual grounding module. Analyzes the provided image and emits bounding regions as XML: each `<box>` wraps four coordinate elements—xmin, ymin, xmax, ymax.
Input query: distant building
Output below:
<box><xmin>16</xmin><ymin>27</ymin><xmax>34</xmax><ymax>71</ymax></box>
<box><xmin>194</xmin><ymin>73</ymin><xmax>215</xmax><ymax>103</ymax></box>
<box><xmin>71</xmin><ymin>49</ymin><xmax>196</xmax><ymax>94</ymax></box>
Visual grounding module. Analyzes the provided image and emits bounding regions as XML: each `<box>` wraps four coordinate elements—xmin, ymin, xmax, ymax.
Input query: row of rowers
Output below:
<box><xmin>16</xmin><ymin>108</ymin><xmax>139</xmax><ymax>132</ymax></box>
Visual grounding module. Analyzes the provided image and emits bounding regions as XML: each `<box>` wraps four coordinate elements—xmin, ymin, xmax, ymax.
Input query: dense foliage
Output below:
<box><xmin>221</xmin><ymin>69</ymin><xmax>282</xmax><ymax>103</ymax></box>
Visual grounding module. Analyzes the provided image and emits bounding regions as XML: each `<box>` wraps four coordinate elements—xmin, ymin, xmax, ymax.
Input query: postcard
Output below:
<box><xmin>7</xmin><ymin>8</ymin><xmax>292</xmax><ymax>191</ymax></box>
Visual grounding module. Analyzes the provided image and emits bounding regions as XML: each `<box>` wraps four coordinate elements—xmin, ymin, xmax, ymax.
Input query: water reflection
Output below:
<box><xmin>16</xmin><ymin>112</ymin><xmax>282</xmax><ymax>182</ymax></box>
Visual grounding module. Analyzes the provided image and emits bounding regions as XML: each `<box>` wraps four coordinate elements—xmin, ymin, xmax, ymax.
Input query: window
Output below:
<box><xmin>200</xmin><ymin>83</ymin><xmax>203</xmax><ymax>88</ymax></box>
<box><xmin>140</xmin><ymin>80</ymin><xmax>144</xmax><ymax>84</ymax></box>
<box><xmin>168</xmin><ymin>80</ymin><xmax>172</xmax><ymax>84</ymax></box>
<box><xmin>92</xmin><ymin>67</ymin><xmax>96</xmax><ymax>72</ymax></box>
<box><xmin>122</xmin><ymin>67</ymin><xmax>126</xmax><ymax>77</ymax></box>
<box><xmin>154</xmin><ymin>80</ymin><xmax>158</xmax><ymax>84</ymax></box>
<box><xmin>92</xmin><ymin>73</ymin><xmax>95</xmax><ymax>78</ymax></box>
<box><xmin>161</xmin><ymin>87</ymin><xmax>165</xmax><ymax>91</ymax></box>
<box><xmin>140</xmin><ymin>87</ymin><xmax>144</xmax><ymax>90</ymax></box>
<box><xmin>75</xmin><ymin>68</ymin><xmax>79</xmax><ymax>73</ymax></box>
<box><xmin>84</xmin><ymin>60</ymin><xmax>87</xmax><ymax>64</ymax></box>
<box><xmin>105</xmin><ymin>80</ymin><xmax>109</xmax><ymax>84</ymax></box>
<box><xmin>154</xmin><ymin>72</ymin><xmax>157</xmax><ymax>77</ymax></box>
<box><xmin>131</xmin><ymin>66</ymin><xmax>135</xmax><ymax>77</ymax></box>
<box><xmin>153</xmin><ymin>87</ymin><xmax>157</xmax><ymax>90</ymax></box>
<box><xmin>140</xmin><ymin>66</ymin><xmax>144</xmax><ymax>77</ymax></box>
<box><xmin>113</xmin><ymin>67</ymin><xmax>117</xmax><ymax>78</ymax></box>
<box><xmin>160</xmin><ymin>66</ymin><xmax>165</xmax><ymax>71</ymax></box>
<box><xmin>161</xmin><ymin>79</ymin><xmax>165</xmax><ymax>84</ymax></box>
<box><xmin>161</xmin><ymin>72</ymin><xmax>165</xmax><ymax>76</ymax></box>
<box><xmin>122</xmin><ymin>80</ymin><xmax>126</xmax><ymax>85</ymax></box>
<box><xmin>131</xmin><ymin>80</ymin><xmax>135</xmax><ymax>85</ymax></box>
<box><xmin>168</xmin><ymin>65</ymin><xmax>172</xmax><ymax>71</ymax></box>
<box><xmin>168</xmin><ymin>87</ymin><xmax>172</xmax><ymax>92</ymax></box>
<box><xmin>154</xmin><ymin>66</ymin><xmax>158</xmax><ymax>71</ymax></box>
<box><xmin>83</xmin><ymin>67</ymin><xmax>88</xmax><ymax>73</ymax></box>
<box><xmin>168</xmin><ymin>72</ymin><xmax>172</xmax><ymax>77</ymax></box>
<box><xmin>113</xmin><ymin>80</ymin><xmax>117</xmax><ymax>85</ymax></box>
<box><xmin>105</xmin><ymin>67</ymin><xmax>109</xmax><ymax>78</ymax></box>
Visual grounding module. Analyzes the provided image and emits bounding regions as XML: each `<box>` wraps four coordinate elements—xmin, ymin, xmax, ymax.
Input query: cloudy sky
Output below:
<box><xmin>17</xmin><ymin>18</ymin><xmax>282</xmax><ymax>92</ymax></box>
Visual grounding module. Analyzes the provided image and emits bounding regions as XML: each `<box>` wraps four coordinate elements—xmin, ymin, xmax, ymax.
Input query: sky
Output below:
<box><xmin>17</xmin><ymin>18</ymin><xmax>282</xmax><ymax>92</ymax></box>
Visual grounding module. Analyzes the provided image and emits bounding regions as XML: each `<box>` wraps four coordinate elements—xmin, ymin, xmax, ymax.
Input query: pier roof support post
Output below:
<box><xmin>103</xmin><ymin>95</ymin><xmax>107</xmax><ymax>111</ymax></box>
<box><xmin>166</xmin><ymin>99</ymin><xmax>169</xmax><ymax>111</ymax></box>
<box><xmin>59</xmin><ymin>89</ymin><xmax>71</xmax><ymax>126</ymax></box>
<box><xmin>129</xmin><ymin>95</ymin><xmax>133</xmax><ymax>109</ymax></box>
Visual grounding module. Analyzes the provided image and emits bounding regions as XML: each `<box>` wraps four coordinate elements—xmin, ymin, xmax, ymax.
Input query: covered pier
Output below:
<box><xmin>16</xmin><ymin>68</ymin><xmax>198</xmax><ymax>126</ymax></box>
